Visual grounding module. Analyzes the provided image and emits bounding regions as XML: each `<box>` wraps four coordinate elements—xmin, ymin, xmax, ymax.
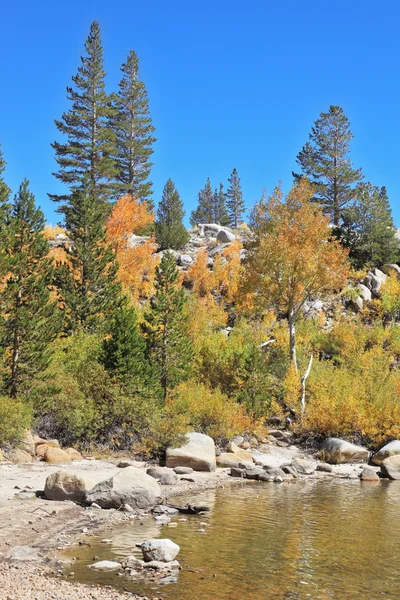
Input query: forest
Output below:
<box><xmin>1</xmin><ymin>21</ymin><xmax>400</xmax><ymax>456</ymax></box>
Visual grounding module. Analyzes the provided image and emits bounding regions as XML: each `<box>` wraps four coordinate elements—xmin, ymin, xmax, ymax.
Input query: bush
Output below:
<box><xmin>0</xmin><ymin>396</ymin><xmax>32</xmax><ymax>445</ymax></box>
<box><xmin>167</xmin><ymin>380</ymin><xmax>253</xmax><ymax>442</ymax></box>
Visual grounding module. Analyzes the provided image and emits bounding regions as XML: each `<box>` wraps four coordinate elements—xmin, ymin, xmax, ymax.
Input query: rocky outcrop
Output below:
<box><xmin>139</xmin><ymin>539</ymin><xmax>180</xmax><ymax>563</ymax></box>
<box><xmin>371</xmin><ymin>440</ymin><xmax>400</xmax><ymax>465</ymax></box>
<box><xmin>44</xmin><ymin>471</ymin><xmax>95</xmax><ymax>503</ymax></box>
<box><xmin>320</xmin><ymin>438</ymin><xmax>370</xmax><ymax>464</ymax></box>
<box><xmin>166</xmin><ymin>432</ymin><xmax>216</xmax><ymax>472</ymax></box>
<box><xmin>85</xmin><ymin>466</ymin><xmax>161</xmax><ymax>509</ymax></box>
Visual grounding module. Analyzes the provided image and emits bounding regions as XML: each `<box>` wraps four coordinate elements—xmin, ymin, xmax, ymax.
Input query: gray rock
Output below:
<box><xmin>173</xmin><ymin>466</ymin><xmax>194</xmax><ymax>475</ymax></box>
<box><xmin>263</xmin><ymin>466</ymin><xmax>286</xmax><ymax>479</ymax></box>
<box><xmin>232</xmin><ymin>435</ymin><xmax>244</xmax><ymax>446</ymax></box>
<box><xmin>89</xmin><ymin>561</ymin><xmax>122</xmax><ymax>571</ymax></box>
<box><xmin>85</xmin><ymin>466</ymin><xmax>161</xmax><ymax>509</ymax></box>
<box><xmin>4</xmin><ymin>546</ymin><xmax>38</xmax><ymax>561</ymax></box>
<box><xmin>282</xmin><ymin>465</ymin><xmax>298</xmax><ymax>477</ymax></box>
<box><xmin>146</xmin><ymin>467</ymin><xmax>165</xmax><ymax>480</ymax></box>
<box><xmin>142</xmin><ymin>559</ymin><xmax>180</xmax><ymax>571</ymax></box>
<box><xmin>380</xmin><ymin>455</ymin><xmax>400</xmax><ymax>480</ymax></box>
<box><xmin>217</xmin><ymin>452</ymin><xmax>253</xmax><ymax>469</ymax></box>
<box><xmin>44</xmin><ymin>471</ymin><xmax>96</xmax><ymax>503</ymax></box>
<box><xmin>226</xmin><ymin>441</ymin><xmax>241</xmax><ymax>453</ymax></box>
<box><xmin>356</xmin><ymin>283</ymin><xmax>372</xmax><ymax>301</ymax></box>
<box><xmin>121</xmin><ymin>503</ymin><xmax>134</xmax><ymax>512</ymax></box>
<box><xmin>320</xmin><ymin>438</ymin><xmax>370</xmax><ymax>464</ymax></box>
<box><xmin>316</xmin><ymin>463</ymin><xmax>334</xmax><ymax>473</ymax></box>
<box><xmin>166</xmin><ymin>432</ymin><xmax>216</xmax><ymax>472</ymax></box>
<box><xmin>360</xmin><ymin>468</ymin><xmax>380</xmax><ymax>482</ymax></box>
<box><xmin>291</xmin><ymin>458</ymin><xmax>316</xmax><ymax>475</ymax></box>
<box><xmin>257</xmin><ymin>472</ymin><xmax>273</xmax><ymax>482</ymax></box>
<box><xmin>371</xmin><ymin>440</ymin><xmax>400</xmax><ymax>465</ymax></box>
<box><xmin>217</xmin><ymin>229</ymin><xmax>236</xmax><ymax>243</ymax></box>
<box><xmin>153</xmin><ymin>505</ymin><xmax>179</xmax><ymax>515</ymax></box>
<box><xmin>140</xmin><ymin>539</ymin><xmax>180</xmax><ymax>563</ymax></box>
<box><xmin>179</xmin><ymin>254</ymin><xmax>193</xmax><ymax>267</ymax></box>
<box><xmin>159</xmin><ymin>472</ymin><xmax>178</xmax><ymax>485</ymax></box>
<box><xmin>244</xmin><ymin>468</ymin><xmax>264</xmax><ymax>480</ymax></box>
<box><xmin>230</xmin><ymin>467</ymin><xmax>246</xmax><ymax>478</ymax></box>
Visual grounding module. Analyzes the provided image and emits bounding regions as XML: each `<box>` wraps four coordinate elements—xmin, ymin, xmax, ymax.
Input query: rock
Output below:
<box><xmin>198</xmin><ymin>223</ymin><xmax>221</xmax><ymax>237</ymax></box>
<box><xmin>179</xmin><ymin>254</ymin><xmax>193</xmax><ymax>266</ymax></box>
<box><xmin>117</xmin><ymin>460</ymin><xmax>146</xmax><ymax>468</ymax></box>
<box><xmin>173</xmin><ymin>466</ymin><xmax>193</xmax><ymax>475</ymax></box>
<box><xmin>216</xmin><ymin>452</ymin><xmax>253</xmax><ymax>469</ymax></box>
<box><xmin>316</xmin><ymin>463</ymin><xmax>334</xmax><ymax>473</ymax></box>
<box><xmin>159</xmin><ymin>472</ymin><xmax>178</xmax><ymax>485</ymax></box>
<box><xmin>35</xmin><ymin>443</ymin><xmax>49</xmax><ymax>458</ymax></box>
<box><xmin>166</xmin><ymin>432</ymin><xmax>216</xmax><ymax>472</ymax></box>
<box><xmin>142</xmin><ymin>559</ymin><xmax>180</xmax><ymax>571</ymax></box>
<box><xmin>258</xmin><ymin>472</ymin><xmax>273</xmax><ymax>482</ymax></box>
<box><xmin>381</xmin><ymin>264</ymin><xmax>400</xmax><ymax>279</ymax></box>
<box><xmin>89</xmin><ymin>561</ymin><xmax>122</xmax><ymax>571</ymax></box>
<box><xmin>140</xmin><ymin>539</ymin><xmax>180</xmax><ymax>563</ymax></box>
<box><xmin>360</xmin><ymin>468</ymin><xmax>380</xmax><ymax>482</ymax></box>
<box><xmin>65</xmin><ymin>448</ymin><xmax>83</xmax><ymax>461</ymax></box>
<box><xmin>21</xmin><ymin>430</ymin><xmax>35</xmax><ymax>456</ymax></box>
<box><xmin>240</xmin><ymin>441</ymin><xmax>250</xmax><ymax>450</ymax></box>
<box><xmin>85</xmin><ymin>466</ymin><xmax>161</xmax><ymax>509</ymax></box>
<box><xmin>47</xmin><ymin>439</ymin><xmax>61</xmax><ymax>449</ymax></box>
<box><xmin>226</xmin><ymin>441</ymin><xmax>240</xmax><ymax>453</ymax></box>
<box><xmin>230</xmin><ymin>467</ymin><xmax>246</xmax><ymax>478</ymax></box>
<box><xmin>356</xmin><ymin>283</ymin><xmax>372</xmax><ymax>301</ymax></box>
<box><xmin>44</xmin><ymin>471</ymin><xmax>96</xmax><ymax>503</ymax></box>
<box><xmin>232</xmin><ymin>435</ymin><xmax>244</xmax><ymax>446</ymax></box>
<box><xmin>217</xmin><ymin>229</ymin><xmax>236</xmax><ymax>243</ymax></box>
<box><xmin>365</xmin><ymin>269</ymin><xmax>387</xmax><ymax>297</ymax></box>
<box><xmin>320</xmin><ymin>438</ymin><xmax>370</xmax><ymax>464</ymax></box>
<box><xmin>245</xmin><ymin>468</ymin><xmax>264</xmax><ymax>480</ymax></box>
<box><xmin>282</xmin><ymin>465</ymin><xmax>298</xmax><ymax>477</ymax></box>
<box><xmin>121</xmin><ymin>503</ymin><xmax>134</xmax><ymax>512</ymax></box>
<box><xmin>380</xmin><ymin>455</ymin><xmax>400</xmax><ymax>480</ymax></box>
<box><xmin>4</xmin><ymin>546</ymin><xmax>38</xmax><ymax>561</ymax></box>
<box><xmin>371</xmin><ymin>440</ymin><xmax>400</xmax><ymax>465</ymax></box>
<box><xmin>153</xmin><ymin>505</ymin><xmax>179</xmax><ymax>516</ymax></box>
<box><xmin>263</xmin><ymin>466</ymin><xmax>287</xmax><ymax>479</ymax></box>
<box><xmin>350</xmin><ymin>296</ymin><xmax>363</xmax><ymax>313</ymax></box>
<box><xmin>291</xmin><ymin>458</ymin><xmax>316</xmax><ymax>475</ymax></box>
<box><xmin>146</xmin><ymin>467</ymin><xmax>165</xmax><ymax>480</ymax></box>
<box><xmin>10</xmin><ymin>449</ymin><xmax>34</xmax><ymax>464</ymax></box>
<box><xmin>44</xmin><ymin>448</ymin><xmax>72</xmax><ymax>464</ymax></box>
<box><xmin>268</xmin><ymin>430</ymin><xmax>286</xmax><ymax>439</ymax></box>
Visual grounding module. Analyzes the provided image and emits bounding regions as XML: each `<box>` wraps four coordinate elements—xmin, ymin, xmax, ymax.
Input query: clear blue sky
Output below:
<box><xmin>0</xmin><ymin>0</ymin><xmax>399</xmax><ymax>225</ymax></box>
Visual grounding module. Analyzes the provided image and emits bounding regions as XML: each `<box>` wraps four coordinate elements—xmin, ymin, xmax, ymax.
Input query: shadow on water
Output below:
<box><xmin>64</xmin><ymin>479</ymin><xmax>400</xmax><ymax>599</ymax></box>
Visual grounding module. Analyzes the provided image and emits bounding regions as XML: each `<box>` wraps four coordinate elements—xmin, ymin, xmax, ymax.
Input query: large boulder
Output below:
<box><xmin>44</xmin><ymin>471</ymin><xmax>96</xmax><ymax>503</ymax></box>
<box><xmin>365</xmin><ymin>269</ymin><xmax>387</xmax><ymax>297</ymax></box>
<box><xmin>21</xmin><ymin>430</ymin><xmax>35</xmax><ymax>456</ymax></box>
<box><xmin>291</xmin><ymin>458</ymin><xmax>316</xmax><ymax>474</ymax></box>
<box><xmin>371</xmin><ymin>440</ymin><xmax>400</xmax><ymax>465</ymax></box>
<box><xmin>10</xmin><ymin>449</ymin><xmax>34</xmax><ymax>464</ymax></box>
<box><xmin>217</xmin><ymin>229</ymin><xmax>236</xmax><ymax>243</ymax></box>
<box><xmin>320</xmin><ymin>438</ymin><xmax>370</xmax><ymax>464</ymax></box>
<box><xmin>380</xmin><ymin>455</ymin><xmax>400</xmax><ymax>480</ymax></box>
<box><xmin>381</xmin><ymin>264</ymin><xmax>400</xmax><ymax>279</ymax></box>
<box><xmin>166</xmin><ymin>432</ymin><xmax>216</xmax><ymax>472</ymax></box>
<box><xmin>140</xmin><ymin>539</ymin><xmax>180</xmax><ymax>563</ymax></box>
<box><xmin>85</xmin><ymin>466</ymin><xmax>161</xmax><ymax>509</ymax></box>
<box><xmin>44</xmin><ymin>447</ymin><xmax>72</xmax><ymax>464</ymax></box>
<box><xmin>356</xmin><ymin>284</ymin><xmax>372</xmax><ymax>302</ymax></box>
<box><xmin>65</xmin><ymin>447</ymin><xmax>83</xmax><ymax>461</ymax></box>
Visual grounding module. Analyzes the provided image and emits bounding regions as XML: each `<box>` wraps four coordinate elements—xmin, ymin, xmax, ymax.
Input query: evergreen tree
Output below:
<box><xmin>295</xmin><ymin>105</ymin><xmax>363</xmax><ymax>226</ymax></box>
<box><xmin>110</xmin><ymin>50</ymin><xmax>156</xmax><ymax>208</ymax></box>
<box><xmin>155</xmin><ymin>179</ymin><xmax>189</xmax><ymax>249</ymax></box>
<box><xmin>226</xmin><ymin>168</ymin><xmax>245</xmax><ymax>227</ymax></box>
<box><xmin>0</xmin><ymin>144</ymin><xmax>11</xmax><ymax>209</ymax></box>
<box><xmin>101</xmin><ymin>300</ymin><xmax>155</xmax><ymax>393</ymax></box>
<box><xmin>340</xmin><ymin>182</ymin><xmax>399</xmax><ymax>268</ymax></box>
<box><xmin>56</xmin><ymin>179</ymin><xmax>121</xmax><ymax>333</ymax></box>
<box><xmin>50</xmin><ymin>21</ymin><xmax>115</xmax><ymax>213</ymax></box>
<box><xmin>0</xmin><ymin>181</ymin><xmax>61</xmax><ymax>397</ymax></box>
<box><xmin>213</xmin><ymin>183</ymin><xmax>230</xmax><ymax>226</ymax></box>
<box><xmin>142</xmin><ymin>252</ymin><xmax>193</xmax><ymax>401</ymax></box>
<box><xmin>190</xmin><ymin>178</ymin><xmax>214</xmax><ymax>226</ymax></box>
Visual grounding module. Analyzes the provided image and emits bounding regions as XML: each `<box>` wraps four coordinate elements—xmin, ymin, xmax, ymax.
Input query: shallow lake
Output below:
<box><xmin>65</xmin><ymin>479</ymin><xmax>400</xmax><ymax>599</ymax></box>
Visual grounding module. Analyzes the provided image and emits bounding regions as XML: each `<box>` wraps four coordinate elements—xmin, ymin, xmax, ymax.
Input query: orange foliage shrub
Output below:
<box><xmin>107</xmin><ymin>195</ymin><xmax>154</xmax><ymax>251</ymax></box>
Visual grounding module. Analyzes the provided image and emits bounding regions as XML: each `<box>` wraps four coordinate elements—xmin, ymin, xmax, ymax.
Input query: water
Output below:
<box><xmin>65</xmin><ymin>479</ymin><xmax>400</xmax><ymax>599</ymax></box>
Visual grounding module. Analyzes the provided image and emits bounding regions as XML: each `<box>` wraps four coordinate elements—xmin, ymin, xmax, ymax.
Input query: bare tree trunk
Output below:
<box><xmin>301</xmin><ymin>354</ymin><xmax>313</xmax><ymax>417</ymax></box>
<box><xmin>288</xmin><ymin>309</ymin><xmax>297</xmax><ymax>371</ymax></box>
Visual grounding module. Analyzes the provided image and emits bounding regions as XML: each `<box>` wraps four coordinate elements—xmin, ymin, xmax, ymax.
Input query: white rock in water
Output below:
<box><xmin>140</xmin><ymin>539</ymin><xmax>180</xmax><ymax>563</ymax></box>
<box><xmin>89</xmin><ymin>561</ymin><xmax>122</xmax><ymax>571</ymax></box>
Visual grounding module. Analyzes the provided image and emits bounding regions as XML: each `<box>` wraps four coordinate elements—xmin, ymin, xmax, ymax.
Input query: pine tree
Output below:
<box><xmin>56</xmin><ymin>179</ymin><xmax>121</xmax><ymax>333</ymax></box>
<box><xmin>0</xmin><ymin>145</ymin><xmax>12</xmax><ymax>268</ymax></box>
<box><xmin>0</xmin><ymin>180</ymin><xmax>61</xmax><ymax>397</ymax></box>
<box><xmin>142</xmin><ymin>252</ymin><xmax>193</xmax><ymax>401</ymax></box>
<box><xmin>50</xmin><ymin>21</ymin><xmax>115</xmax><ymax>212</ymax></box>
<box><xmin>295</xmin><ymin>105</ymin><xmax>363</xmax><ymax>226</ymax></box>
<box><xmin>213</xmin><ymin>183</ymin><xmax>230</xmax><ymax>225</ymax></box>
<box><xmin>226</xmin><ymin>168</ymin><xmax>245</xmax><ymax>227</ymax></box>
<box><xmin>0</xmin><ymin>144</ymin><xmax>11</xmax><ymax>210</ymax></box>
<box><xmin>101</xmin><ymin>300</ymin><xmax>155</xmax><ymax>393</ymax></box>
<box><xmin>190</xmin><ymin>178</ymin><xmax>214</xmax><ymax>226</ymax></box>
<box><xmin>110</xmin><ymin>50</ymin><xmax>156</xmax><ymax>208</ymax></box>
<box><xmin>340</xmin><ymin>182</ymin><xmax>399</xmax><ymax>268</ymax></box>
<box><xmin>155</xmin><ymin>179</ymin><xmax>189</xmax><ymax>249</ymax></box>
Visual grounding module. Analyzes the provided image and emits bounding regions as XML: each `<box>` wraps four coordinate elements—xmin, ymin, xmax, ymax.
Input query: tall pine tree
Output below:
<box><xmin>155</xmin><ymin>179</ymin><xmax>189</xmax><ymax>249</ymax></box>
<box><xmin>190</xmin><ymin>178</ymin><xmax>214</xmax><ymax>226</ymax></box>
<box><xmin>142</xmin><ymin>252</ymin><xmax>192</xmax><ymax>401</ymax></box>
<box><xmin>50</xmin><ymin>21</ymin><xmax>115</xmax><ymax>212</ymax></box>
<box><xmin>226</xmin><ymin>168</ymin><xmax>245</xmax><ymax>227</ymax></box>
<box><xmin>213</xmin><ymin>183</ymin><xmax>230</xmax><ymax>225</ymax></box>
<box><xmin>295</xmin><ymin>105</ymin><xmax>363</xmax><ymax>226</ymax></box>
<box><xmin>56</xmin><ymin>178</ymin><xmax>121</xmax><ymax>333</ymax></box>
<box><xmin>0</xmin><ymin>181</ymin><xmax>61</xmax><ymax>397</ymax></box>
<box><xmin>110</xmin><ymin>50</ymin><xmax>156</xmax><ymax>208</ymax></box>
<box><xmin>0</xmin><ymin>144</ymin><xmax>11</xmax><ymax>210</ymax></box>
<box><xmin>340</xmin><ymin>182</ymin><xmax>399</xmax><ymax>268</ymax></box>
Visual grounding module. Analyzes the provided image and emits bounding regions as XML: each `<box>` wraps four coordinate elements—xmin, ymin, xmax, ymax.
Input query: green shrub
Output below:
<box><xmin>0</xmin><ymin>396</ymin><xmax>32</xmax><ymax>445</ymax></box>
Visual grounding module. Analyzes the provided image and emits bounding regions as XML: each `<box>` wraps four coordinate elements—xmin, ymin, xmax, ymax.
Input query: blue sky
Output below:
<box><xmin>0</xmin><ymin>0</ymin><xmax>399</xmax><ymax>225</ymax></box>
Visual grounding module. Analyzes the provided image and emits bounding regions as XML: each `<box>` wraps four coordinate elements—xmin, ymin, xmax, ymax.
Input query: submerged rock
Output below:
<box><xmin>166</xmin><ymin>432</ymin><xmax>216</xmax><ymax>472</ymax></box>
<box><xmin>139</xmin><ymin>539</ymin><xmax>180</xmax><ymax>563</ymax></box>
<box><xmin>85</xmin><ymin>466</ymin><xmax>161</xmax><ymax>509</ymax></box>
<box><xmin>320</xmin><ymin>438</ymin><xmax>369</xmax><ymax>464</ymax></box>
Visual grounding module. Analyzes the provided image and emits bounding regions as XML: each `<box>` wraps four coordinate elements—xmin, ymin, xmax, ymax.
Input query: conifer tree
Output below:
<box><xmin>295</xmin><ymin>105</ymin><xmax>363</xmax><ymax>226</ymax></box>
<box><xmin>340</xmin><ymin>183</ymin><xmax>399</xmax><ymax>268</ymax></box>
<box><xmin>56</xmin><ymin>179</ymin><xmax>121</xmax><ymax>333</ymax></box>
<box><xmin>0</xmin><ymin>180</ymin><xmax>61</xmax><ymax>397</ymax></box>
<box><xmin>50</xmin><ymin>21</ymin><xmax>115</xmax><ymax>212</ymax></box>
<box><xmin>226</xmin><ymin>168</ymin><xmax>245</xmax><ymax>227</ymax></box>
<box><xmin>213</xmin><ymin>183</ymin><xmax>230</xmax><ymax>225</ymax></box>
<box><xmin>142</xmin><ymin>252</ymin><xmax>193</xmax><ymax>401</ymax></box>
<box><xmin>190</xmin><ymin>178</ymin><xmax>214</xmax><ymax>226</ymax></box>
<box><xmin>110</xmin><ymin>50</ymin><xmax>156</xmax><ymax>208</ymax></box>
<box><xmin>0</xmin><ymin>144</ymin><xmax>11</xmax><ymax>210</ymax></box>
<box><xmin>102</xmin><ymin>300</ymin><xmax>155</xmax><ymax>393</ymax></box>
<box><xmin>155</xmin><ymin>179</ymin><xmax>188</xmax><ymax>249</ymax></box>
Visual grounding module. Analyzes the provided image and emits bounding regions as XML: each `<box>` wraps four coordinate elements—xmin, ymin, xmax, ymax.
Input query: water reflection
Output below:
<box><xmin>66</xmin><ymin>479</ymin><xmax>400</xmax><ymax>599</ymax></box>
